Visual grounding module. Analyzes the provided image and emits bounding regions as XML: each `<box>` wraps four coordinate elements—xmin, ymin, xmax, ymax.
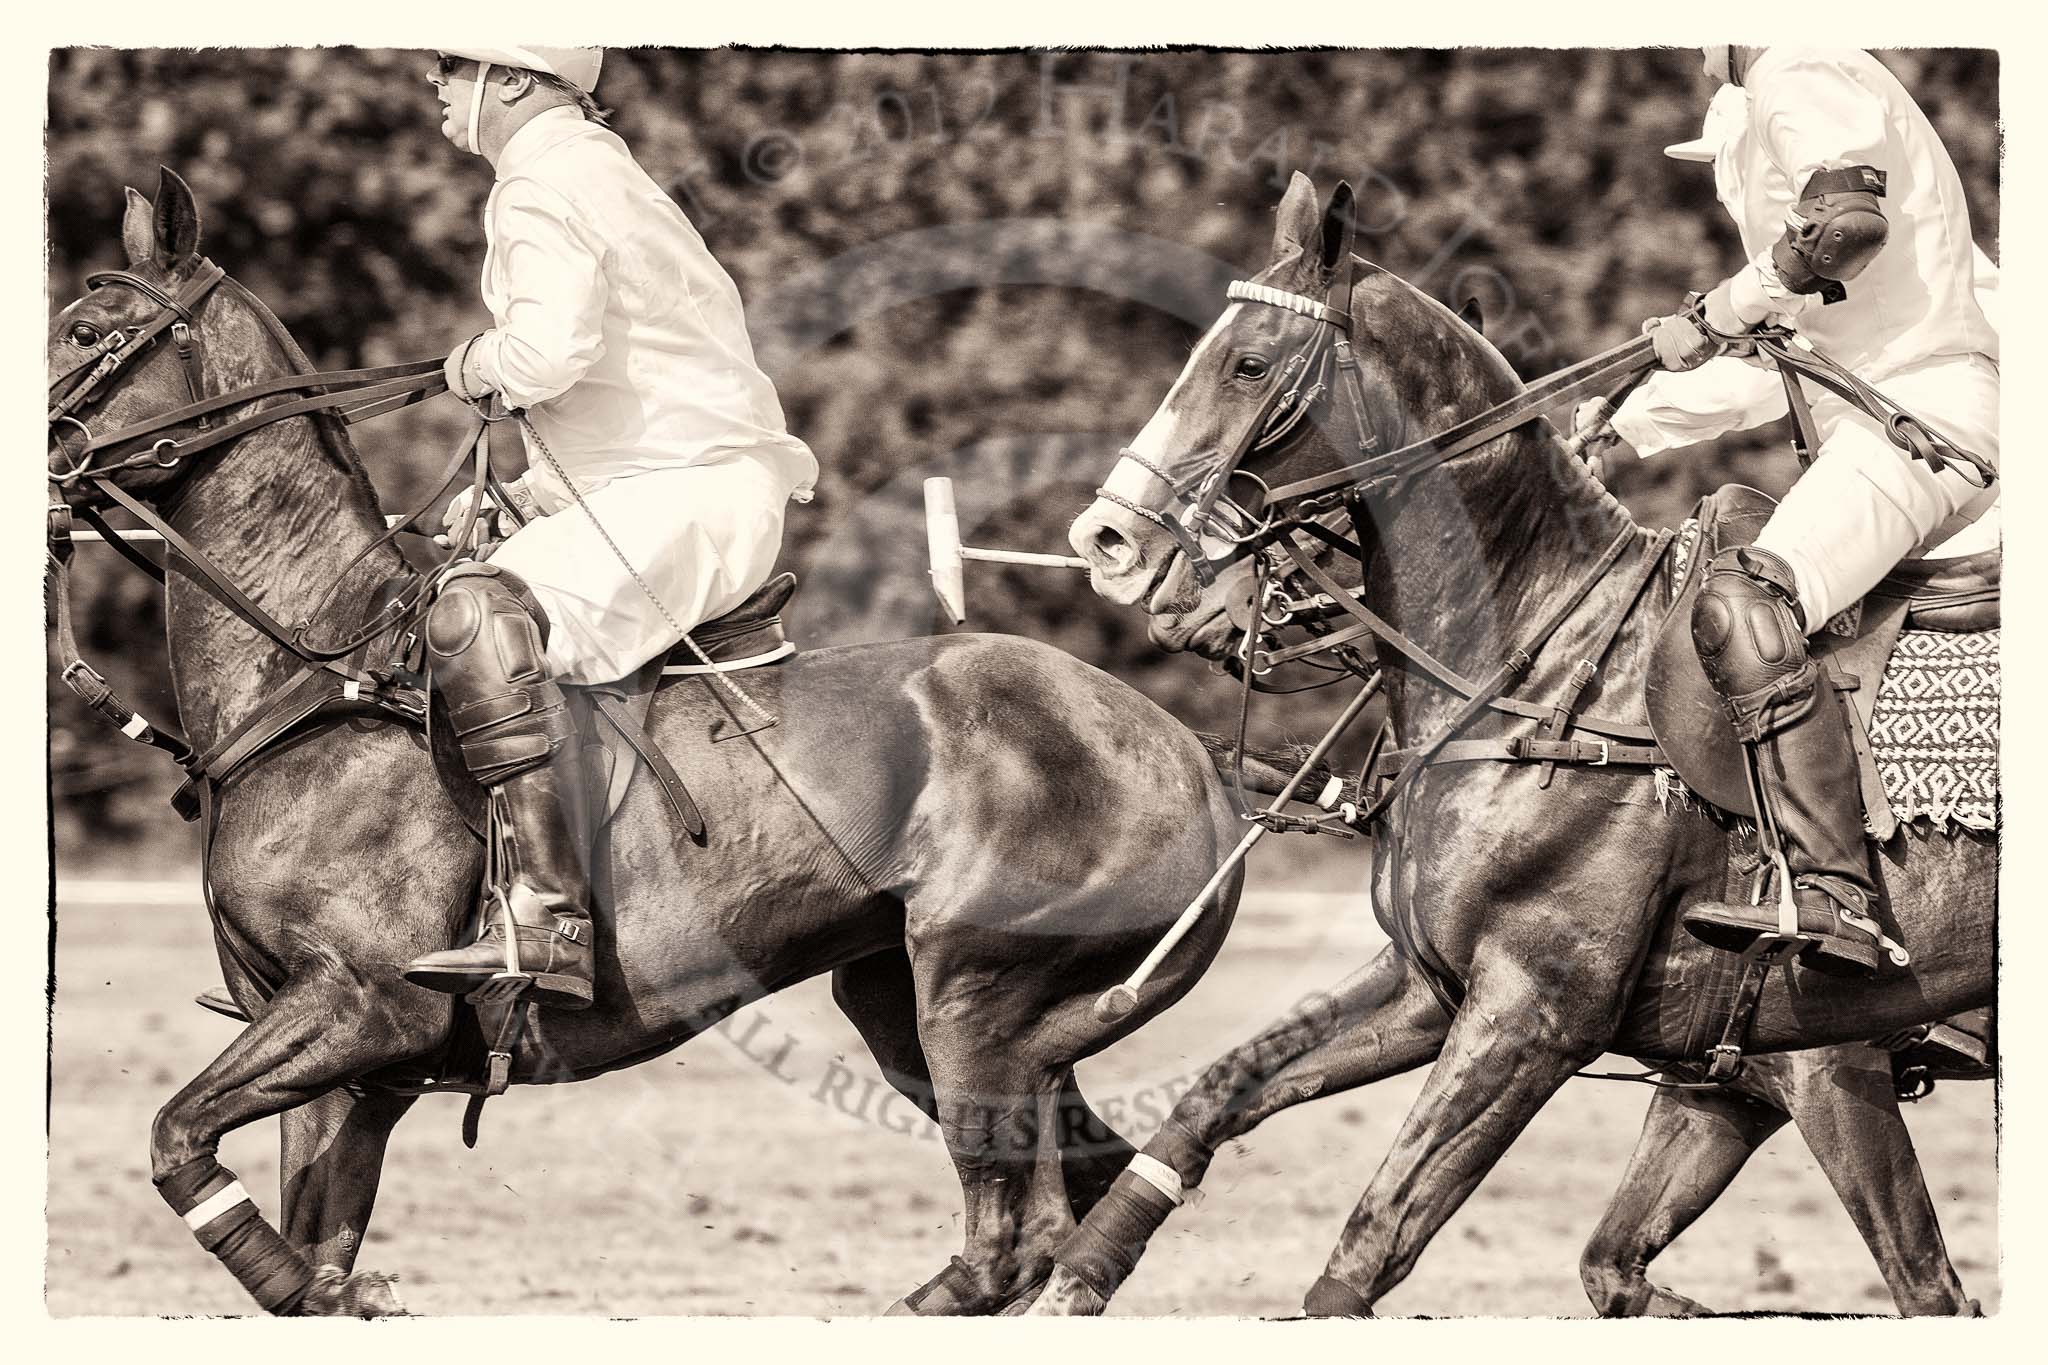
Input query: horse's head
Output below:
<box><xmin>1069</xmin><ymin>172</ymin><xmax>1368</xmax><ymax>629</ymax></box>
<box><xmin>1070</xmin><ymin>172</ymin><xmax>1525</xmax><ymax>649</ymax></box>
<box><xmin>47</xmin><ymin>167</ymin><xmax>234</xmax><ymax>510</ymax></box>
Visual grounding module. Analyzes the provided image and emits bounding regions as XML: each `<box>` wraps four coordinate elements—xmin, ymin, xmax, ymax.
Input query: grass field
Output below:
<box><xmin>47</xmin><ymin>856</ymin><xmax>1997</xmax><ymax>1318</ymax></box>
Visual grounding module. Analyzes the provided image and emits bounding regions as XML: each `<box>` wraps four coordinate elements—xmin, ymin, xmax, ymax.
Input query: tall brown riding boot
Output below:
<box><xmin>401</xmin><ymin>563</ymin><xmax>596</xmax><ymax>1009</ymax></box>
<box><xmin>1679</xmin><ymin>547</ymin><xmax>1884</xmax><ymax>977</ymax></box>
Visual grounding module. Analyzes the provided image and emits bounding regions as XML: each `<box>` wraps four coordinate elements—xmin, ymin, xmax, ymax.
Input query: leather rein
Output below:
<box><xmin>46</xmin><ymin>258</ymin><xmax>487</xmax><ymax>793</ymax></box>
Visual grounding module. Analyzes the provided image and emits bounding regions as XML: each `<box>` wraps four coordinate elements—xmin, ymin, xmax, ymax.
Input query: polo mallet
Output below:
<box><xmin>1093</xmin><ymin>676</ymin><xmax>1382</xmax><ymax>1023</ymax></box>
<box><xmin>924</xmin><ymin>477</ymin><xmax>1088</xmax><ymax>624</ymax></box>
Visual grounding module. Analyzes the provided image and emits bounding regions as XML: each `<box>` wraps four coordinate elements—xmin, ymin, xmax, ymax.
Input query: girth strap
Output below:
<box><xmin>1374</xmin><ymin>736</ymin><xmax>1666</xmax><ymax>784</ymax></box>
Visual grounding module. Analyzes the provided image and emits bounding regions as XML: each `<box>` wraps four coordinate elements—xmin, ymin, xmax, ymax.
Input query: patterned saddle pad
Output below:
<box><xmin>1868</xmin><ymin>628</ymin><xmax>1999</xmax><ymax>831</ymax></box>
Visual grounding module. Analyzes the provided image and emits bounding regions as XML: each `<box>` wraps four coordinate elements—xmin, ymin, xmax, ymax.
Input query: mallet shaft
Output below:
<box><xmin>69</xmin><ymin>515</ymin><xmax>408</xmax><ymax>545</ymax></box>
<box><xmin>959</xmin><ymin>547</ymin><xmax>1089</xmax><ymax>569</ymax></box>
<box><xmin>1094</xmin><ymin>676</ymin><xmax>1382</xmax><ymax>1023</ymax></box>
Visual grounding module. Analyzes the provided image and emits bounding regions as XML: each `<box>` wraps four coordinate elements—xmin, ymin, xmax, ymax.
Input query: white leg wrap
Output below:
<box><xmin>1126</xmin><ymin>1153</ymin><xmax>1185</xmax><ymax>1206</ymax></box>
<box><xmin>182</xmin><ymin>1180</ymin><xmax>254</xmax><ymax>1232</ymax></box>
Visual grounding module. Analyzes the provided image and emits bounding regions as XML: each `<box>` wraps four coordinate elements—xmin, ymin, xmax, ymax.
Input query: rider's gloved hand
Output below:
<box><xmin>1571</xmin><ymin>397</ymin><xmax>1635</xmax><ymax>480</ymax></box>
<box><xmin>435</xmin><ymin>476</ymin><xmax>534</xmax><ymax>549</ymax></box>
<box><xmin>444</xmin><ymin>334</ymin><xmax>496</xmax><ymax>405</ymax></box>
<box><xmin>1643</xmin><ymin>311</ymin><xmax>1719</xmax><ymax>372</ymax></box>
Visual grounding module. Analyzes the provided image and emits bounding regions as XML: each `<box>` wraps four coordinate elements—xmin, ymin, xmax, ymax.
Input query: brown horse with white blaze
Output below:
<box><xmin>47</xmin><ymin>169</ymin><xmax>1248</xmax><ymax>1316</ymax></box>
<box><xmin>1036</xmin><ymin>172</ymin><xmax>1994</xmax><ymax>1316</ymax></box>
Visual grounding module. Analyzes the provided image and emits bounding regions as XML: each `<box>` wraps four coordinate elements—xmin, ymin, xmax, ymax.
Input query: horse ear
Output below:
<box><xmin>1317</xmin><ymin>181</ymin><xmax>1357</xmax><ymax>280</ymax></box>
<box><xmin>151</xmin><ymin>166</ymin><xmax>201</xmax><ymax>268</ymax></box>
<box><xmin>1271</xmin><ymin>171</ymin><xmax>1321</xmax><ymax>261</ymax></box>
<box><xmin>1458</xmin><ymin>296</ymin><xmax>1485</xmax><ymax>333</ymax></box>
<box><xmin>120</xmin><ymin>187</ymin><xmax>156</xmax><ymax>267</ymax></box>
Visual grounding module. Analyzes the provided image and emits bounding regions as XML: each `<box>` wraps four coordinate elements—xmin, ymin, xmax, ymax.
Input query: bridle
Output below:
<box><xmin>48</xmin><ymin>261</ymin><xmax>227</xmax><ymax>479</ymax></box>
<box><xmin>49</xmin><ymin>259</ymin><xmax>450</xmax><ymax>492</ymax></box>
<box><xmin>1096</xmin><ymin>255</ymin><xmax>1668</xmax><ymax>588</ymax></box>
<box><xmin>46</xmin><ymin>256</ymin><xmax>466</xmax><ymax>679</ymax></box>
<box><xmin>1094</xmin><ymin>253</ymin><xmax>1384</xmax><ymax>586</ymax></box>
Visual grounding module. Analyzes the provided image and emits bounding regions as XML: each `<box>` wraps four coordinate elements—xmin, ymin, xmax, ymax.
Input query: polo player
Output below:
<box><xmin>1580</xmin><ymin>47</ymin><xmax>1999</xmax><ymax>975</ymax></box>
<box><xmin>400</xmin><ymin>47</ymin><xmax>818</xmax><ymax>1007</ymax></box>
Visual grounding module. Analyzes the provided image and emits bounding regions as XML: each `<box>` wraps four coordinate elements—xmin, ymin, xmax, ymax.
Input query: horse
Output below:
<box><xmin>45</xmin><ymin>168</ymin><xmax>1250</xmax><ymax>1317</ymax></box>
<box><xmin>1034</xmin><ymin>172</ymin><xmax>1995</xmax><ymax>1316</ymax></box>
<box><xmin>1146</xmin><ymin>375</ymin><xmax>1990</xmax><ymax>1321</ymax></box>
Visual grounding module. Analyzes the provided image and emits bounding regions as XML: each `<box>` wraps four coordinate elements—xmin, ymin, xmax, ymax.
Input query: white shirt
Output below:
<box><xmin>468</xmin><ymin>106</ymin><xmax>818</xmax><ymax>513</ymax></box>
<box><xmin>1614</xmin><ymin>48</ymin><xmax>1997</xmax><ymax>455</ymax></box>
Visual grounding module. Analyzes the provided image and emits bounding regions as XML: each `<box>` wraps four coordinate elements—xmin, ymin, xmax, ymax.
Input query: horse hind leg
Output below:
<box><xmin>279</xmin><ymin>1085</ymin><xmax>418</xmax><ymax>1295</ymax></box>
<box><xmin>1580</xmin><ymin>1068</ymin><xmax>1790</xmax><ymax>1316</ymax></box>
<box><xmin>835</xmin><ymin>952</ymin><xmax>1134</xmax><ymax>1315</ymax></box>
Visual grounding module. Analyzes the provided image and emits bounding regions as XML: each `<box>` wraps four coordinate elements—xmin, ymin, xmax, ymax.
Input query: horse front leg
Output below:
<box><xmin>1030</xmin><ymin>946</ymin><xmax>1450</xmax><ymax>1315</ymax></box>
<box><xmin>1579</xmin><ymin>1072</ymin><xmax>1790</xmax><ymax>1315</ymax></box>
<box><xmin>279</xmin><ymin>1085</ymin><xmax>419</xmax><ymax>1276</ymax></box>
<box><xmin>150</xmin><ymin>964</ymin><xmax>446</xmax><ymax>1316</ymax></box>
<box><xmin>1303</xmin><ymin>961</ymin><xmax>1612</xmax><ymax>1317</ymax></box>
<box><xmin>1777</xmin><ymin>1045</ymin><xmax>1979</xmax><ymax>1315</ymax></box>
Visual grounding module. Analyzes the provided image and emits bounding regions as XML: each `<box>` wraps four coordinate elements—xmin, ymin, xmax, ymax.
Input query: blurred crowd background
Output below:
<box><xmin>46</xmin><ymin>47</ymin><xmax>1998</xmax><ymax>864</ymax></box>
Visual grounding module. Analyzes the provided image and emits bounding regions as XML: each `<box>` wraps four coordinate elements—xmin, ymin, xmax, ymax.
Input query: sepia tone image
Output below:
<box><xmin>45</xmin><ymin>45</ymin><xmax>1997</xmax><ymax>1316</ymax></box>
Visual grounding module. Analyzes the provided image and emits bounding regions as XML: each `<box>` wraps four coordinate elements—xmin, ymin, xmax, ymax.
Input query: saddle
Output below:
<box><xmin>1645</xmin><ymin>485</ymin><xmax>1999</xmax><ymax>838</ymax></box>
<box><xmin>569</xmin><ymin>570</ymin><xmax>798</xmax><ymax>842</ymax></box>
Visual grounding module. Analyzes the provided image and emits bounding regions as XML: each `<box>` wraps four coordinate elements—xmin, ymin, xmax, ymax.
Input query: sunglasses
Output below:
<box><xmin>431</xmin><ymin>55</ymin><xmax>477</xmax><ymax>83</ymax></box>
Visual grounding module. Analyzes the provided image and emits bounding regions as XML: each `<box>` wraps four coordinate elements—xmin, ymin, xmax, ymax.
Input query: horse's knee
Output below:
<box><xmin>149</xmin><ymin>1100</ymin><xmax>211</xmax><ymax>1183</ymax></box>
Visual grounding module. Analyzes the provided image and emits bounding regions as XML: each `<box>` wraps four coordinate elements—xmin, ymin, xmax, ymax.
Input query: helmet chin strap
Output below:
<box><xmin>467</xmin><ymin>61</ymin><xmax>492</xmax><ymax>155</ymax></box>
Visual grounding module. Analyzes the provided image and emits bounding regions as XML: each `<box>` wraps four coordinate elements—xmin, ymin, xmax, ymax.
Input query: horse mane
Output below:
<box><xmin>1352</xmin><ymin>259</ymin><xmax>1638</xmax><ymax>530</ymax></box>
<box><xmin>218</xmin><ymin>274</ymin><xmax>389</xmax><ymax>518</ymax></box>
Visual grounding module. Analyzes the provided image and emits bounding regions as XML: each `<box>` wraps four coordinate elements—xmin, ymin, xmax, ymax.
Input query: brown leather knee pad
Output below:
<box><xmin>1691</xmin><ymin>546</ymin><xmax>1818</xmax><ymax>742</ymax></box>
<box><xmin>427</xmin><ymin>563</ymin><xmax>574</xmax><ymax>786</ymax></box>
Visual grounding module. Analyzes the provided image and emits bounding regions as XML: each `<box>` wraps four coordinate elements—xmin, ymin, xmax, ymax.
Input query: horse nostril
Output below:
<box><xmin>1089</xmin><ymin>523</ymin><xmax>1137</xmax><ymax>570</ymax></box>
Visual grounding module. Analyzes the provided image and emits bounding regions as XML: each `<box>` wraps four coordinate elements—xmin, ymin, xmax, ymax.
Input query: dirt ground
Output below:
<box><xmin>47</xmin><ymin>859</ymin><xmax>1998</xmax><ymax>1318</ymax></box>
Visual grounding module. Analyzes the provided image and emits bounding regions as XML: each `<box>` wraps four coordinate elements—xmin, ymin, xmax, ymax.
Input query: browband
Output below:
<box><xmin>1226</xmin><ymin>280</ymin><xmax>1351</xmax><ymax>331</ymax></box>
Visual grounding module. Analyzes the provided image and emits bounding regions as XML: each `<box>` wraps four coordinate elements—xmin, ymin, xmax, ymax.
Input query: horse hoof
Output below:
<box><xmin>1302</xmin><ymin>1273</ymin><xmax>1374</xmax><ymax>1318</ymax></box>
<box><xmin>300</xmin><ymin>1265</ymin><xmax>407</xmax><ymax>1317</ymax></box>
<box><xmin>1023</xmin><ymin>1265</ymin><xmax>1107</xmax><ymax>1316</ymax></box>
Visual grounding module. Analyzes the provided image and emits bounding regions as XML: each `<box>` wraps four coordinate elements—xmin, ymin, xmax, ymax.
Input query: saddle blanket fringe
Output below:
<box><xmin>1867</xmin><ymin>628</ymin><xmax>1999</xmax><ymax>832</ymax></box>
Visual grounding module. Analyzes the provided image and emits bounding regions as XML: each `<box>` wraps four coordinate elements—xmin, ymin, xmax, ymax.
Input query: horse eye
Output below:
<box><xmin>1234</xmin><ymin>355</ymin><xmax>1271</xmax><ymax>380</ymax></box>
<box><xmin>68</xmin><ymin>322</ymin><xmax>101</xmax><ymax>347</ymax></box>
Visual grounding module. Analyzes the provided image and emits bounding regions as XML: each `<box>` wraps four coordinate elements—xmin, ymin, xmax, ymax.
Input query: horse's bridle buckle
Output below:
<box><xmin>151</xmin><ymin>437</ymin><xmax>183</xmax><ymax>468</ymax></box>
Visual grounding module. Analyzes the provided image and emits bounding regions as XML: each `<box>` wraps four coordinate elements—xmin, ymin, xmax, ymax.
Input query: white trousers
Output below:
<box><xmin>489</xmin><ymin>454</ymin><xmax>794</xmax><ymax>685</ymax></box>
<box><xmin>1754</xmin><ymin>354</ymin><xmax>1999</xmax><ymax>632</ymax></box>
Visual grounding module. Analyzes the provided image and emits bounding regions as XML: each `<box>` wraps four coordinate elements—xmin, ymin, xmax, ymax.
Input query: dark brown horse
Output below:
<box><xmin>1035</xmin><ymin>173</ymin><xmax>1994</xmax><ymax>1316</ymax></box>
<box><xmin>47</xmin><ymin>170</ymin><xmax>1248</xmax><ymax>1316</ymax></box>
<box><xmin>1148</xmin><ymin>407</ymin><xmax>1988</xmax><ymax>1321</ymax></box>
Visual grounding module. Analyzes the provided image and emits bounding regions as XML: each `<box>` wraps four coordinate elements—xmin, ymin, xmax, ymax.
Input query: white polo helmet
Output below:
<box><xmin>440</xmin><ymin>47</ymin><xmax>604</xmax><ymax>153</ymax></box>
<box><xmin>442</xmin><ymin>47</ymin><xmax>603</xmax><ymax>93</ymax></box>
